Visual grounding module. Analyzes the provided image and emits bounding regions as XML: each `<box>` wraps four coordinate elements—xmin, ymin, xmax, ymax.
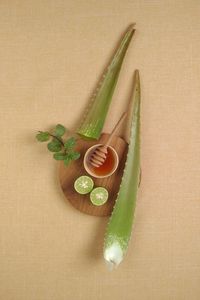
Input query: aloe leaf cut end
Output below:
<box><xmin>77</xmin><ymin>25</ymin><xmax>136</xmax><ymax>140</ymax></box>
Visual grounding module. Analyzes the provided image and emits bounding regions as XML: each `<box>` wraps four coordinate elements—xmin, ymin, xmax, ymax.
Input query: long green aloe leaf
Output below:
<box><xmin>77</xmin><ymin>25</ymin><xmax>135</xmax><ymax>140</ymax></box>
<box><xmin>103</xmin><ymin>70</ymin><xmax>140</xmax><ymax>270</ymax></box>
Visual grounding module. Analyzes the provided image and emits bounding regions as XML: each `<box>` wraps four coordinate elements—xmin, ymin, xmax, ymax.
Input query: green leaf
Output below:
<box><xmin>68</xmin><ymin>151</ymin><xmax>80</xmax><ymax>161</ymax></box>
<box><xmin>77</xmin><ymin>25</ymin><xmax>135</xmax><ymax>140</ymax></box>
<box><xmin>36</xmin><ymin>131</ymin><xmax>50</xmax><ymax>142</ymax></box>
<box><xmin>64</xmin><ymin>137</ymin><xmax>76</xmax><ymax>149</ymax></box>
<box><xmin>47</xmin><ymin>139</ymin><xmax>62</xmax><ymax>152</ymax></box>
<box><xmin>103</xmin><ymin>70</ymin><xmax>140</xmax><ymax>269</ymax></box>
<box><xmin>53</xmin><ymin>152</ymin><xmax>67</xmax><ymax>160</ymax></box>
<box><xmin>63</xmin><ymin>156</ymin><xmax>71</xmax><ymax>166</ymax></box>
<box><xmin>54</xmin><ymin>124</ymin><xmax>66</xmax><ymax>137</ymax></box>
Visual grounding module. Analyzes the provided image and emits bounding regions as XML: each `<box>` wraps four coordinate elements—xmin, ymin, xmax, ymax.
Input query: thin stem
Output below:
<box><xmin>38</xmin><ymin>131</ymin><xmax>65</xmax><ymax>147</ymax></box>
<box><xmin>49</xmin><ymin>134</ymin><xmax>65</xmax><ymax>146</ymax></box>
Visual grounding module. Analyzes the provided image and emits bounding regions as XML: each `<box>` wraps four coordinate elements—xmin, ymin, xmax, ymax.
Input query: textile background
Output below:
<box><xmin>0</xmin><ymin>1</ymin><xmax>200</xmax><ymax>299</ymax></box>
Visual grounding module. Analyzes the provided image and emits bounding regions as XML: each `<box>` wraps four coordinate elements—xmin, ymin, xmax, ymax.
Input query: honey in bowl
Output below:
<box><xmin>84</xmin><ymin>144</ymin><xmax>119</xmax><ymax>178</ymax></box>
<box><xmin>91</xmin><ymin>147</ymin><xmax>116</xmax><ymax>176</ymax></box>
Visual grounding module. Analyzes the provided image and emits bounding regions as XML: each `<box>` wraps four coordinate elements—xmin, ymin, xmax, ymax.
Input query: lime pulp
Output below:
<box><xmin>90</xmin><ymin>187</ymin><xmax>109</xmax><ymax>206</ymax></box>
<box><xmin>74</xmin><ymin>176</ymin><xmax>94</xmax><ymax>195</ymax></box>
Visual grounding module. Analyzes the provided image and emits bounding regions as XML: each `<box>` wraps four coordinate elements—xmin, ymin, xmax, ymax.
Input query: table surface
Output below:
<box><xmin>0</xmin><ymin>1</ymin><xmax>200</xmax><ymax>300</ymax></box>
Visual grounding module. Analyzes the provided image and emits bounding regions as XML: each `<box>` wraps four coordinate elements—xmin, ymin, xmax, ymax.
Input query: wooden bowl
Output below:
<box><xmin>58</xmin><ymin>133</ymin><xmax>128</xmax><ymax>217</ymax></box>
<box><xmin>83</xmin><ymin>144</ymin><xmax>119</xmax><ymax>178</ymax></box>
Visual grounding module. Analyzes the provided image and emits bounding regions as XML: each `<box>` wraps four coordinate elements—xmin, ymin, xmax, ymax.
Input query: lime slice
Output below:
<box><xmin>74</xmin><ymin>176</ymin><xmax>94</xmax><ymax>195</ymax></box>
<box><xmin>90</xmin><ymin>187</ymin><xmax>109</xmax><ymax>206</ymax></box>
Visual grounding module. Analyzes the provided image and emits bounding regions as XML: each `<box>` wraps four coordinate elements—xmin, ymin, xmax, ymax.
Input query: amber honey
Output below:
<box><xmin>91</xmin><ymin>147</ymin><xmax>116</xmax><ymax>176</ymax></box>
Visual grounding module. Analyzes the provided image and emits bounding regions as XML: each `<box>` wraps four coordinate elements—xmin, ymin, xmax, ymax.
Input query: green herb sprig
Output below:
<box><xmin>36</xmin><ymin>124</ymin><xmax>80</xmax><ymax>166</ymax></box>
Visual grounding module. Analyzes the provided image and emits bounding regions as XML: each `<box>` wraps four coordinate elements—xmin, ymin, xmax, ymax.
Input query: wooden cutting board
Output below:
<box><xmin>58</xmin><ymin>133</ymin><xmax>128</xmax><ymax>217</ymax></box>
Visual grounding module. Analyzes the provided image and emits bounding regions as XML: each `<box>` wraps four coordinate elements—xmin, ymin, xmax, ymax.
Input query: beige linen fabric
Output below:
<box><xmin>0</xmin><ymin>1</ymin><xmax>200</xmax><ymax>299</ymax></box>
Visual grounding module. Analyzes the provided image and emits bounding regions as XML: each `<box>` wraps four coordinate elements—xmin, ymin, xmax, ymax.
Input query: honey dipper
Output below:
<box><xmin>89</xmin><ymin>111</ymin><xmax>127</xmax><ymax>168</ymax></box>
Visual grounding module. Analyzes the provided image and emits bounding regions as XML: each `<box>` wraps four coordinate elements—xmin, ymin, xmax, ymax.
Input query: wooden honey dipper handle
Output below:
<box><xmin>89</xmin><ymin>111</ymin><xmax>128</xmax><ymax>168</ymax></box>
<box><xmin>104</xmin><ymin>111</ymin><xmax>128</xmax><ymax>147</ymax></box>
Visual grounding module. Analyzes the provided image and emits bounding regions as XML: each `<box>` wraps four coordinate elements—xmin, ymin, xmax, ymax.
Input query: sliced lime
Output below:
<box><xmin>74</xmin><ymin>176</ymin><xmax>94</xmax><ymax>195</ymax></box>
<box><xmin>90</xmin><ymin>187</ymin><xmax>109</xmax><ymax>206</ymax></box>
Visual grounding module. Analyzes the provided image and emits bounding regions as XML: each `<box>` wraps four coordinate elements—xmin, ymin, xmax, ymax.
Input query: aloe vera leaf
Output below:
<box><xmin>77</xmin><ymin>25</ymin><xmax>135</xmax><ymax>140</ymax></box>
<box><xmin>103</xmin><ymin>70</ymin><xmax>140</xmax><ymax>270</ymax></box>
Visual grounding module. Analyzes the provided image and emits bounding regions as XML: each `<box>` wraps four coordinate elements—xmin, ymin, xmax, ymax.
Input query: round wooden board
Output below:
<box><xmin>58</xmin><ymin>133</ymin><xmax>128</xmax><ymax>217</ymax></box>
